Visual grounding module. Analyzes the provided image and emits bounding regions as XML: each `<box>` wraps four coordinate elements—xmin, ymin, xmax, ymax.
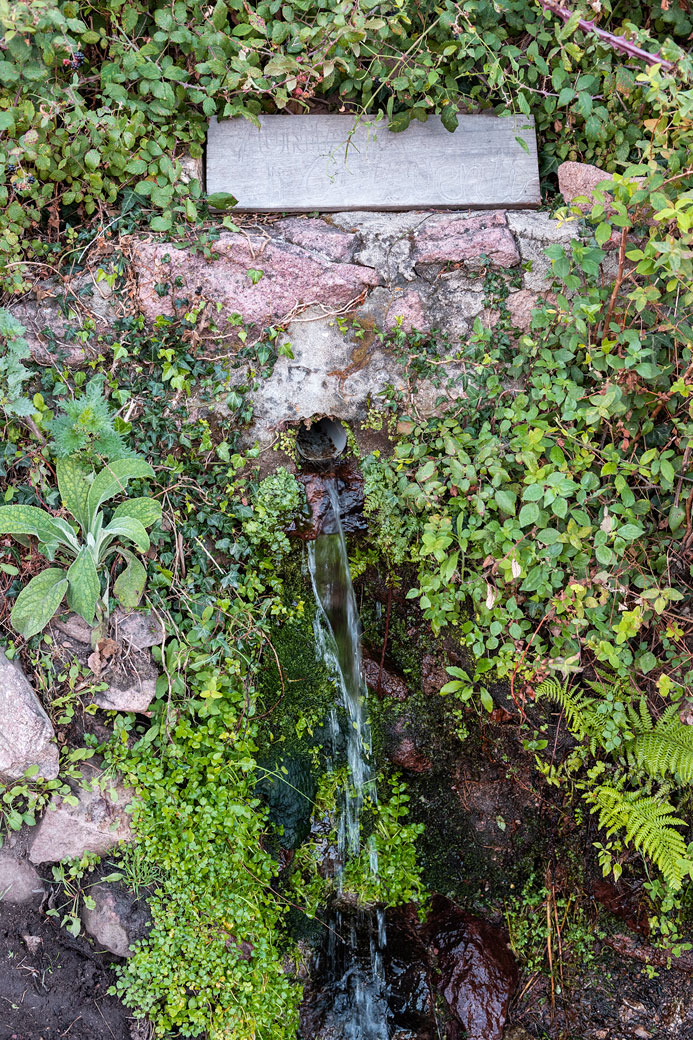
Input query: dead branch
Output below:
<box><xmin>604</xmin><ymin>932</ymin><xmax>693</xmax><ymax>974</ymax></box>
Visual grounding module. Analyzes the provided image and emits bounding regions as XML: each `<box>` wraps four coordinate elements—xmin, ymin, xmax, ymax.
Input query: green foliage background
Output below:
<box><xmin>2</xmin><ymin>0</ymin><xmax>693</xmax><ymax>1034</ymax></box>
<box><xmin>2</xmin><ymin>0</ymin><xmax>693</xmax><ymax>291</ymax></box>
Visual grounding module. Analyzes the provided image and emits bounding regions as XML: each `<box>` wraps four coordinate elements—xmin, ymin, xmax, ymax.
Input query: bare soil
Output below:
<box><xmin>0</xmin><ymin>902</ymin><xmax>138</xmax><ymax>1040</ymax></box>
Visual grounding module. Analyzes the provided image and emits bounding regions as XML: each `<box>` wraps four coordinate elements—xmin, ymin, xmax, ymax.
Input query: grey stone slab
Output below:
<box><xmin>207</xmin><ymin>114</ymin><xmax>540</xmax><ymax>211</ymax></box>
<box><xmin>0</xmin><ymin>651</ymin><xmax>58</xmax><ymax>782</ymax></box>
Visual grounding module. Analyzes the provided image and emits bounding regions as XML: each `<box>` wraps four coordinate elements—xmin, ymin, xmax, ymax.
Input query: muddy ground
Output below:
<box><xmin>0</xmin><ymin>901</ymin><xmax>139</xmax><ymax>1040</ymax></box>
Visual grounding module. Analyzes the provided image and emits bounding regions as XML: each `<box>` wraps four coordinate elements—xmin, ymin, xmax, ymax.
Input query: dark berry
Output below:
<box><xmin>7</xmin><ymin>161</ymin><xmax>17</xmax><ymax>172</ymax></box>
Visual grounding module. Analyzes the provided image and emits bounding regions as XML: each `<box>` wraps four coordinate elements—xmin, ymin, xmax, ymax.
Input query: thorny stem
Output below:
<box><xmin>538</xmin><ymin>0</ymin><xmax>676</xmax><ymax>72</ymax></box>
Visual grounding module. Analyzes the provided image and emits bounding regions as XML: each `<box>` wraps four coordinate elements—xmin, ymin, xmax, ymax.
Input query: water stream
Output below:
<box><xmin>307</xmin><ymin>481</ymin><xmax>390</xmax><ymax>1038</ymax></box>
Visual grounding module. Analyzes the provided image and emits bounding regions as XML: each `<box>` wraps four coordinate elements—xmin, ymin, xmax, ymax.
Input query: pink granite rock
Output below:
<box><xmin>558</xmin><ymin>161</ymin><xmax>613</xmax><ymax>209</ymax></box>
<box><xmin>385</xmin><ymin>289</ymin><xmax>428</xmax><ymax>332</ymax></box>
<box><xmin>506</xmin><ymin>289</ymin><xmax>540</xmax><ymax>331</ymax></box>
<box><xmin>413</xmin><ymin>212</ymin><xmax>519</xmax><ymax>268</ymax></box>
<box><xmin>133</xmin><ymin>233</ymin><xmax>380</xmax><ymax>331</ymax></box>
<box><xmin>273</xmin><ymin>217</ymin><xmax>356</xmax><ymax>262</ymax></box>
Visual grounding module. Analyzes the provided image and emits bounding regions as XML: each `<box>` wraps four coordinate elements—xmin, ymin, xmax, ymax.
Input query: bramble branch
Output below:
<box><xmin>538</xmin><ymin>0</ymin><xmax>676</xmax><ymax>72</ymax></box>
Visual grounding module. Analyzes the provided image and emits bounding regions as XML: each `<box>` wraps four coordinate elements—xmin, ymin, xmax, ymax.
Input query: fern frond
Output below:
<box><xmin>535</xmin><ymin>678</ymin><xmax>597</xmax><ymax>741</ymax></box>
<box><xmin>589</xmin><ymin>785</ymin><xmax>690</xmax><ymax>890</ymax></box>
<box><xmin>628</xmin><ymin>711</ymin><xmax>693</xmax><ymax>783</ymax></box>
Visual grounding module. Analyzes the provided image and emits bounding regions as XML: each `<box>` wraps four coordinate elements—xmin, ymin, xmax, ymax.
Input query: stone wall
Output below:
<box><xmin>11</xmin><ymin>207</ymin><xmax>580</xmax><ymax>445</ymax></box>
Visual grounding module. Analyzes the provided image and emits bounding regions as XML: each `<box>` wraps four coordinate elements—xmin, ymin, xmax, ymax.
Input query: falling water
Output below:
<box><xmin>307</xmin><ymin>481</ymin><xmax>390</xmax><ymax>1038</ymax></box>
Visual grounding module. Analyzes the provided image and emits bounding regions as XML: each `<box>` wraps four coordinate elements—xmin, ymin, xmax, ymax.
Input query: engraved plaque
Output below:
<box><xmin>206</xmin><ymin>114</ymin><xmax>540</xmax><ymax>211</ymax></box>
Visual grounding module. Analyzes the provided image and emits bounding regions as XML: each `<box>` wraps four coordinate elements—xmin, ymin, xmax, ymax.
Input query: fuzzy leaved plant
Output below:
<box><xmin>0</xmin><ymin>458</ymin><xmax>161</xmax><ymax>639</ymax></box>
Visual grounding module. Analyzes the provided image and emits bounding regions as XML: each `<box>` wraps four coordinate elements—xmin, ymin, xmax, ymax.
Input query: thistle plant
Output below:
<box><xmin>48</xmin><ymin>376</ymin><xmax>129</xmax><ymax>462</ymax></box>
<box><xmin>0</xmin><ymin>458</ymin><xmax>161</xmax><ymax>639</ymax></box>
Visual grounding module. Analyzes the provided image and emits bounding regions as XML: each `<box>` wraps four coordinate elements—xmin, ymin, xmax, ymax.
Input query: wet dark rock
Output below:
<box><xmin>592</xmin><ymin>878</ymin><xmax>650</xmax><ymax>937</ymax></box>
<box><xmin>385</xmin><ymin>723</ymin><xmax>428</xmax><ymax>773</ymax></box>
<box><xmin>425</xmin><ymin>895</ymin><xmax>518</xmax><ymax>1040</ymax></box>
<box><xmin>384</xmin><ymin>906</ymin><xmax>437</xmax><ymax>1039</ymax></box>
<box><xmin>81</xmin><ymin>881</ymin><xmax>152</xmax><ymax>957</ymax></box>
<box><xmin>301</xmin><ymin>899</ymin><xmax>517</xmax><ymax>1040</ymax></box>
<box><xmin>421</xmin><ymin>654</ymin><xmax>450</xmax><ymax>696</ymax></box>
<box><xmin>363</xmin><ymin>657</ymin><xmax>409</xmax><ymax>701</ymax></box>
<box><xmin>389</xmin><ymin>736</ymin><xmax>433</xmax><ymax>773</ymax></box>
<box><xmin>289</xmin><ymin>460</ymin><xmax>366</xmax><ymax>540</ymax></box>
<box><xmin>256</xmin><ymin>753</ymin><xmax>316</xmax><ymax>849</ymax></box>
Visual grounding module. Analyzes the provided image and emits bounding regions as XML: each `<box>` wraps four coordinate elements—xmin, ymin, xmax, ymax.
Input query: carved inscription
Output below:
<box><xmin>206</xmin><ymin>114</ymin><xmax>540</xmax><ymax>211</ymax></box>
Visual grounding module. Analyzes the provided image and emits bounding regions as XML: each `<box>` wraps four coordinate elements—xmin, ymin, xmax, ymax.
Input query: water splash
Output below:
<box><xmin>307</xmin><ymin>481</ymin><xmax>390</xmax><ymax>1038</ymax></box>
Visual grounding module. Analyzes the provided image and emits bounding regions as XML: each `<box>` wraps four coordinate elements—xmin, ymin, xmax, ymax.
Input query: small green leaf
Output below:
<box><xmin>595</xmin><ymin>221</ymin><xmax>611</xmax><ymax>245</ymax></box>
<box><xmin>150</xmin><ymin>214</ymin><xmax>172</xmax><ymax>232</ymax></box>
<box><xmin>619</xmin><ymin>523</ymin><xmax>644</xmax><ymax>541</ymax></box>
<box><xmin>84</xmin><ymin>149</ymin><xmax>100</xmax><ymax>171</ymax></box>
<box><xmin>669</xmin><ymin>505</ymin><xmax>686</xmax><ymax>532</ymax></box>
<box><xmin>440</xmin><ymin>680</ymin><xmax>463</xmax><ymax>695</ymax></box>
<box><xmin>595</xmin><ymin>544</ymin><xmax>613</xmax><ymax>565</ymax></box>
<box><xmin>389</xmin><ymin>109</ymin><xmax>412</xmax><ymax>133</ymax></box>
<box><xmin>11</xmin><ymin>568</ymin><xmax>68</xmax><ymax>639</ymax></box>
<box><xmin>212</xmin><ymin>0</ymin><xmax>228</xmax><ymax>27</ymax></box>
<box><xmin>518</xmin><ymin>502</ymin><xmax>540</xmax><ymax>527</ymax></box>
<box><xmin>494</xmin><ymin>489</ymin><xmax>516</xmax><ymax>515</ymax></box>
<box><xmin>441</xmin><ymin>106</ymin><xmax>458</xmax><ymax>133</ymax></box>
<box><xmin>480</xmin><ymin>688</ymin><xmax>494</xmax><ymax>713</ymax></box>
<box><xmin>206</xmin><ymin>192</ymin><xmax>238</xmax><ymax>210</ymax></box>
<box><xmin>638</xmin><ymin>651</ymin><xmax>657</xmax><ymax>674</ymax></box>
